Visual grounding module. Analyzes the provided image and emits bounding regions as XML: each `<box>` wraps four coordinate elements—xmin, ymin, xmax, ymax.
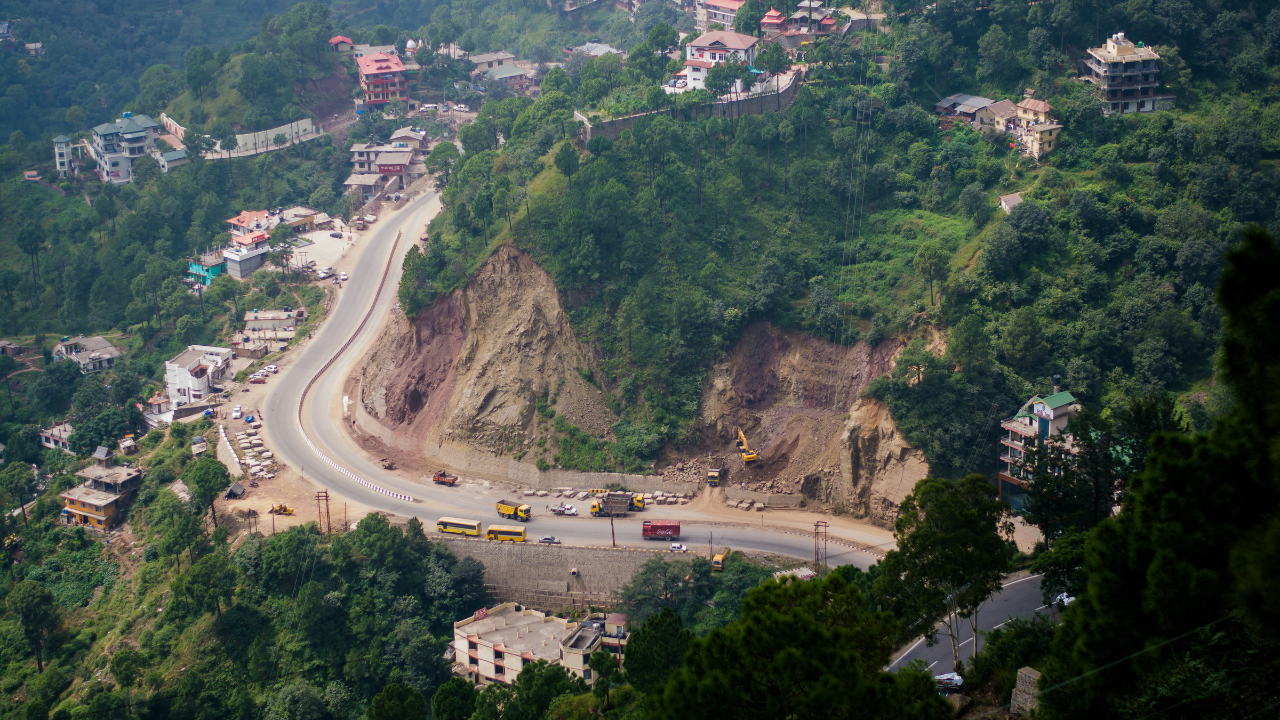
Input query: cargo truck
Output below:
<box><xmin>642</xmin><ymin>520</ymin><xmax>681</xmax><ymax>540</ymax></box>
<box><xmin>432</xmin><ymin>471</ymin><xmax>458</xmax><ymax>486</ymax></box>
<box><xmin>589</xmin><ymin>492</ymin><xmax>633</xmax><ymax>517</ymax></box>
<box><xmin>630</xmin><ymin>493</ymin><xmax>645</xmax><ymax>511</ymax></box>
<box><xmin>707</xmin><ymin>457</ymin><xmax>726</xmax><ymax>486</ymax></box>
<box><xmin>496</xmin><ymin>499</ymin><xmax>532</xmax><ymax>522</ymax></box>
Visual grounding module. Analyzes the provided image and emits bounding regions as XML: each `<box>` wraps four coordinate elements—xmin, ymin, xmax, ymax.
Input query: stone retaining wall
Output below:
<box><xmin>724</xmin><ymin>487</ymin><xmax>804</xmax><ymax>507</ymax></box>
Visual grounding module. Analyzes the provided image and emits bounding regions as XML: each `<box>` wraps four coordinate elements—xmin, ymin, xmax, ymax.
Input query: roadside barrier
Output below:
<box><xmin>294</xmin><ymin>227</ymin><xmax>419</xmax><ymax>503</ymax></box>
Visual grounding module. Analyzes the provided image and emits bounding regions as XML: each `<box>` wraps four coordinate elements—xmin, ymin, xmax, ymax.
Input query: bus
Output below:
<box><xmin>486</xmin><ymin>524</ymin><xmax>527</xmax><ymax>542</ymax></box>
<box><xmin>436</xmin><ymin>517</ymin><xmax>481</xmax><ymax>536</ymax></box>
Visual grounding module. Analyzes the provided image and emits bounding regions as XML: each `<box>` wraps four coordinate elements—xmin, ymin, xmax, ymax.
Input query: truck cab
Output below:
<box><xmin>707</xmin><ymin>458</ymin><xmax>725</xmax><ymax>486</ymax></box>
<box><xmin>496</xmin><ymin>499</ymin><xmax>532</xmax><ymax>521</ymax></box>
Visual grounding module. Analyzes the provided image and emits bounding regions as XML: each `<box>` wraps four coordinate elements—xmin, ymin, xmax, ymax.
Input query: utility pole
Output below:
<box><xmin>814</xmin><ymin>520</ymin><xmax>828</xmax><ymax>569</ymax></box>
<box><xmin>609</xmin><ymin>502</ymin><xmax>617</xmax><ymax>547</ymax></box>
<box><xmin>708</xmin><ymin>531</ymin><xmax>713</xmax><ymax>559</ymax></box>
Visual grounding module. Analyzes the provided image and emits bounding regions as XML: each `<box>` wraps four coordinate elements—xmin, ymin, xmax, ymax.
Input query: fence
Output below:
<box><xmin>159</xmin><ymin>113</ymin><xmax>325</xmax><ymax>159</ymax></box>
<box><xmin>723</xmin><ymin>487</ymin><xmax>804</xmax><ymax>507</ymax></box>
<box><xmin>577</xmin><ymin>70</ymin><xmax>806</xmax><ymax>143</ymax></box>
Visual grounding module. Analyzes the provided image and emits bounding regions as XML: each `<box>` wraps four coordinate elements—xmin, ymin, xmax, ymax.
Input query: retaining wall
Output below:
<box><xmin>440</xmin><ymin>535</ymin><xmax>685</xmax><ymax>610</ymax></box>
<box><xmin>723</xmin><ymin>487</ymin><xmax>804</xmax><ymax>507</ymax></box>
<box><xmin>580</xmin><ymin>71</ymin><xmax>806</xmax><ymax>143</ymax></box>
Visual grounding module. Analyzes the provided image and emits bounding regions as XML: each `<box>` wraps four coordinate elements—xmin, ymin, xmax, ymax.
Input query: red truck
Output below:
<box><xmin>432</xmin><ymin>471</ymin><xmax>458</xmax><ymax>486</ymax></box>
<box><xmin>642</xmin><ymin>520</ymin><xmax>681</xmax><ymax>540</ymax></box>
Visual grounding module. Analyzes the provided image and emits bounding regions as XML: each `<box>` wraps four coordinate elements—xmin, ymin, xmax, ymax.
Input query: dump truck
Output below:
<box><xmin>630</xmin><ymin>493</ymin><xmax>645</xmax><ymax>512</ymax></box>
<box><xmin>642</xmin><ymin>520</ymin><xmax>681</xmax><ymax>540</ymax></box>
<box><xmin>590</xmin><ymin>491</ymin><xmax>633</xmax><ymax>517</ymax></box>
<box><xmin>707</xmin><ymin>457</ymin><xmax>726</xmax><ymax>486</ymax></box>
<box><xmin>736</xmin><ymin>429</ymin><xmax>758</xmax><ymax>463</ymax></box>
<box><xmin>496</xmin><ymin>499</ymin><xmax>532</xmax><ymax>522</ymax></box>
<box><xmin>432</xmin><ymin>470</ymin><xmax>458</xmax><ymax>486</ymax></box>
<box><xmin>379</xmin><ymin>458</ymin><xmax>395</xmax><ymax>470</ymax></box>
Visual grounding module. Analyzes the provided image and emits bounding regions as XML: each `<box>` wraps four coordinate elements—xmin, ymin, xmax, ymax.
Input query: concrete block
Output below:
<box><xmin>679</xmin><ymin>498</ymin><xmax>688</xmax><ymax>505</ymax></box>
<box><xmin>523</xmin><ymin>490</ymin><xmax>535</xmax><ymax>496</ymax></box>
<box><xmin>1010</xmin><ymin>667</ymin><xmax>1042</xmax><ymax>715</ymax></box>
<box><xmin>535</xmin><ymin>490</ymin><xmax>548</xmax><ymax>497</ymax></box>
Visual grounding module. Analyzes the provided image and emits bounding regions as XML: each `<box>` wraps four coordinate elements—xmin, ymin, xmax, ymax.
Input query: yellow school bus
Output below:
<box><xmin>436</xmin><ymin>517</ymin><xmax>481</xmax><ymax>536</ymax></box>
<box><xmin>486</xmin><ymin>524</ymin><xmax>527</xmax><ymax>542</ymax></box>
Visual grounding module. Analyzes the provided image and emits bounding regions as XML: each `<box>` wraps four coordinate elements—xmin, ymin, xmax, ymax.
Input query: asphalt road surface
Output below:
<box><xmin>260</xmin><ymin>193</ymin><xmax>879</xmax><ymax>569</ymax></box>
<box><xmin>887</xmin><ymin>574</ymin><xmax>1057</xmax><ymax>675</ymax></box>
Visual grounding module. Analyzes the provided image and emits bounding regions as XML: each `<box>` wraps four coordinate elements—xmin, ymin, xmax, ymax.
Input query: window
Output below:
<box><xmin>583</xmin><ymin>668</ymin><xmax>592</xmax><ymax>680</ymax></box>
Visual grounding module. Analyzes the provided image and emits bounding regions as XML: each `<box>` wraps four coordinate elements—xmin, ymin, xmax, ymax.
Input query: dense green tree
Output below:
<box><xmin>553</xmin><ymin>143</ymin><xmax>579</xmax><ymax>190</ymax></box>
<box><xmin>430</xmin><ymin>678</ymin><xmax>477</xmax><ymax>720</ymax></box>
<box><xmin>184</xmin><ymin>456</ymin><xmax>230</xmax><ymax>527</ymax></box>
<box><xmin>623</xmin><ymin>607</ymin><xmax>691</xmax><ymax>693</ymax></box>
<box><xmin>876</xmin><ymin>475</ymin><xmax>1013</xmax><ymax>670</ymax></box>
<box><xmin>651</xmin><ymin>574</ymin><xmax>948</xmax><ymax>720</ymax></box>
<box><xmin>913</xmin><ymin>242</ymin><xmax>948</xmax><ymax>305</ymax></box>
<box><xmin>366</xmin><ymin>684</ymin><xmax>426</xmax><ymax>720</ymax></box>
<box><xmin>7</xmin><ymin>581</ymin><xmax>55</xmax><ymax>673</ymax></box>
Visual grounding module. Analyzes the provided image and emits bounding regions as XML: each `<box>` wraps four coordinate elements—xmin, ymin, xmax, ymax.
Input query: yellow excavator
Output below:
<box><xmin>736</xmin><ymin>429</ymin><xmax>758</xmax><ymax>463</ymax></box>
<box><xmin>267</xmin><ymin>504</ymin><xmax>294</xmax><ymax>515</ymax></box>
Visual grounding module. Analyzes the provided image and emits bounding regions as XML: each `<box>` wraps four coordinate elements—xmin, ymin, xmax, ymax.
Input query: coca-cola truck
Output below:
<box><xmin>642</xmin><ymin>520</ymin><xmax>681</xmax><ymax>540</ymax></box>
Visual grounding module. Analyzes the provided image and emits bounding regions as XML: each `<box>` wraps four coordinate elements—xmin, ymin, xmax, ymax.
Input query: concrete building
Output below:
<box><xmin>786</xmin><ymin>0</ymin><xmax>837</xmax><ymax>34</ymax></box>
<box><xmin>344</xmin><ymin>173</ymin><xmax>387</xmax><ymax>201</ymax></box>
<box><xmin>53</xmin><ymin>134</ymin><xmax>71</xmax><ymax>179</ymax></box>
<box><xmin>453</xmin><ymin>604</ymin><xmax>629</xmax><ymax>686</ymax></box>
<box><xmin>39</xmin><ymin>422</ymin><xmax>75</xmax><ymax>454</ymax></box>
<box><xmin>999</xmin><ymin>192</ymin><xmax>1023</xmax><ymax>214</ymax></box>
<box><xmin>683</xmin><ymin>31</ymin><xmax>761</xmax><ymax>92</ymax></box>
<box><xmin>155</xmin><ymin>148</ymin><xmax>189</xmax><ymax>173</ymax></box>
<box><xmin>454</xmin><ymin>603</ymin><xmax>580</xmax><ymax>685</ymax></box>
<box><xmin>485</xmin><ymin>64</ymin><xmax>533</xmax><ymax>93</ymax></box>
<box><xmin>975</xmin><ymin>98</ymin><xmax>1017</xmax><ymax>131</ymax></box>
<box><xmin>356</xmin><ymin>52</ymin><xmax>409</xmax><ymax>111</ymax></box>
<box><xmin>90</xmin><ymin>113</ymin><xmax>161</xmax><ymax>185</ymax></box>
<box><xmin>164</xmin><ymin>345</ymin><xmax>234</xmax><ymax>405</ymax></box>
<box><xmin>329</xmin><ymin>35</ymin><xmax>353</xmax><ymax>52</ymax></box>
<box><xmin>390</xmin><ymin>127</ymin><xmax>427</xmax><ymax>151</ymax></box>
<box><xmin>567</xmin><ymin>42</ymin><xmax>624</xmax><ymax>58</ymax></box>
<box><xmin>54</xmin><ymin>335</ymin><xmax>122</xmax><ymax>374</ymax></box>
<box><xmin>1080</xmin><ymin>32</ymin><xmax>1176</xmax><ymax>115</ymax></box>
<box><xmin>188</xmin><ymin>252</ymin><xmax>226</xmax><ymax>287</ymax></box>
<box><xmin>244</xmin><ymin>308</ymin><xmax>305</xmax><ymax>332</ymax></box>
<box><xmin>61</xmin><ymin>446</ymin><xmax>142</xmax><ymax>531</ymax></box>
<box><xmin>469</xmin><ymin>51</ymin><xmax>516</xmax><ymax>78</ymax></box>
<box><xmin>223</xmin><ymin>231</ymin><xmax>271</xmax><ymax>279</ymax></box>
<box><xmin>696</xmin><ymin>0</ymin><xmax>744</xmax><ymax>31</ymax></box>
<box><xmin>997</xmin><ymin>391</ymin><xmax>1080</xmax><ymax>510</ymax></box>
<box><xmin>934</xmin><ymin>93</ymin><xmax>994</xmax><ymax>122</ymax></box>
<box><xmin>1013</xmin><ymin>98</ymin><xmax>1062</xmax><ymax>160</ymax></box>
<box><xmin>760</xmin><ymin>7</ymin><xmax>786</xmax><ymax>34</ymax></box>
<box><xmin>227</xmin><ymin>209</ymin><xmax>271</xmax><ymax>236</ymax></box>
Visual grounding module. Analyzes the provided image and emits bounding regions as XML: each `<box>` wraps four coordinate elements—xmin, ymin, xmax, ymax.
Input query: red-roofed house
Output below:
<box><xmin>329</xmin><ymin>35</ymin><xmax>353</xmax><ymax>52</ymax></box>
<box><xmin>356</xmin><ymin>52</ymin><xmax>408</xmax><ymax>110</ymax></box>
<box><xmin>697</xmin><ymin>0</ymin><xmax>745</xmax><ymax>31</ymax></box>
<box><xmin>227</xmin><ymin>210</ymin><xmax>270</xmax><ymax>236</ymax></box>
<box><xmin>684</xmin><ymin>31</ymin><xmax>761</xmax><ymax>92</ymax></box>
<box><xmin>760</xmin><ymin>8</ymin><xmax>786</xmax><ymax>34</ymax></box>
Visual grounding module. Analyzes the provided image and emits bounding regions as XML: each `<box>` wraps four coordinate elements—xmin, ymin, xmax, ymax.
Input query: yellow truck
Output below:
<box><xmin>713</xmin><ymin>549</ymin><xmax>729</xmax><ymax>571</ymax></box>
<box><xmin>496</xmin><ymin>499</ymin><xmax>532</xmax><ymax>522</ymax></box>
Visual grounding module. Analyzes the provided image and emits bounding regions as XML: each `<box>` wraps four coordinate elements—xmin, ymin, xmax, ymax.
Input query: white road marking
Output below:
<box><xmin>959</xmin><ymin>638</ymin><xmax>973</xmax><ymax>647</ymax></box>
<box><xmin>927</xmin><ymin>661</ymin><xmax>938</xmax><ymax>670</ymax></box>
<box><xmin>888</xmin><ymin>637</ymin><xmax>926</xmax><ymax>668</ymax></box>
<box><xmin>1002</xmin><ymin>574</ymin><xmax>1044</xmax><ymax>588</ymax></box>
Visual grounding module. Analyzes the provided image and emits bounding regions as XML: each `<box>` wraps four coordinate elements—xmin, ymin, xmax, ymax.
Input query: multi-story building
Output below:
<box><xmin>188</xmin><ymin>252</ymin><xmax>226</xmax><ymax>287</ymax></box>
<box><xmin>485</xmin><ymin>65</ymin><xmax>533</xmax><ymax>93</ymax></box>
<box><xmin>786</xmin><ymin>0</ymin><xmax>838</xmax><ymax>34</ymax></box>
<box><xmin>997</xmin><ymin>391</ymin><xmax>1080</xmax><ymax>510</ymax></box>
<box><xmin>223</xmin><ymin>231</ymin><xmax>271</xmax><ymax>279</ymax></box>
<box><xmin>54</xmin><ymin>335</ymin><xmax>122</xmax><ymax>374</ymax></box>
<box><xmin>53</xmin><ymin>134</ymin><xmax>71</xmax><ymax>179</ymax></box>
<box><xmin>227</xmin><ymin>209</ymin><xmax>271</xmax><ymax>236</ymax></box>
<box><xmin>39</xmin><ymin>422</ymin><xmax>75</xmax><ymax>454</ymax></box>
<box><xmin>1080</xmin><ymin>32</ymin><xmax>1176</xmax><ymax>116</ymax></box>
<box><xmin>356</xmin><ymin>52</ymin><xmax>409</xmax><ymax>111</ymax></box>
<box><xmin>90</xmin><ymin>113</ymin><xmax>160</xmax><ymax>185</ymax></box>
<box><xmin>452</xmin><ymin>604</ymin><xmax>629</xmax><ymax>686</ymax></box>
<box><xmin>244</xmin><ymin>308</ymin><xmax>305</xmax><ymax>332</ymax></box>
<box><xmin>760</xmin><ymin>7</ymin><xmax>786</xmax><ymax>34</ymax></box>
<box><xmin>683</xmin><ymin>31</ymin><xmax>761</xmax><ymax>92</ymax></box>
<box><xmin>696</xmin><ymin>0</ymin><xmax>744</xmax><ymax>31</ymax></box>
<box><xmin>60</xmin><ymin>446</ymin><xmax>143</xmax><ymax>532</ymax></box>
<box><xmin>164</xmin><ymin>345</ymin><xmax>234</xmax><ymax>405</ymax></box>
<box><xmin>469</xmin><ymin>51</ymin><xmax>516</xmax><ymax>80</ymax></box>
<box><xmin>1013</xmin><ymin>98</ymin><xmax>1062</xmax><ymax>160</ymax></box>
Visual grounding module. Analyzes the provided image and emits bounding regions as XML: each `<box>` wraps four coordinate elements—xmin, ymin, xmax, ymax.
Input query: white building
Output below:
<box><xmin>222</xmin><ymin>231</ymin><xmax>272</xmax><ymax>280</ymax></box>
<box><xmin>90</xmin><ymin>113</ymin><xmax>161</xmax><ymax>185</ymax></box>
<box><xmin>683</xmin><ymin>31</ymin><xmax>761</xmax><ymax>92</ymax></box>
<box><xmin>452</xmin><ymin>604</ymin><xmax>629</xmax><ymax>686</ymax></box>
<box><xmin>54</xmin><ymin>335</ymin><xmax>122</xmax><ymax>374</ymax></box>
<box><xmin>164</xmin><ymin>345</ymin><xmax>234</xmax><ymax>405</ymax></box>
<box><xmin>53</xmin><ymin>135</ymin><xmax>71</xmax><ymax>179</ymax></box>
<box><xmin>696</xmin><ymin>0</ymin><xmax>744</xmax><ymax>31</ymax></box>
<box><xmin>244</xmin><ymin>308</ymin><xmax>306</xmax><ymax>332</ymax></box>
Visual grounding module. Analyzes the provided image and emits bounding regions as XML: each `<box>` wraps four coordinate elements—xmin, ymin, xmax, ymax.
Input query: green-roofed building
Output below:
<box><xmin>89</xmin><ymin>112</ymin><xmax>161</xmax><ymax>185</ymax></box>
<box><xmin>997</xmin><ymin>388</ymin><xmax>1081</xmax><ymax>511</ymax></box>
<box><xmin>485</xmin><ymin>63</ymin><xmax>532</xmax><ymax>92</ymax></box>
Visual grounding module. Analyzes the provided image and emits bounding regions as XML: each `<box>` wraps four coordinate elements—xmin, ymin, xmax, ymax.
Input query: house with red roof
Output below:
<box><xmin>329</xmin><ymin>35</ymin><xmax>353</xmax><ymax>52</ymax></box>
<box><xmin>683</xmin><ymin>31</ymin><xmax>761</xmax><ymax>92</ymax></box>
<box><xmin>226</xmin><ymin>209</ymin><xmax>271</xmax><ymax>236</ymax></box>
<box><xmin>760</xmin><ymin>8</ymin><xmax>786</xmax><ymax>34</ymax></box>
<box><xmin>356</xmin><ymin>52</ymin><xmax>409</xmax><ymax>112</ymax></box>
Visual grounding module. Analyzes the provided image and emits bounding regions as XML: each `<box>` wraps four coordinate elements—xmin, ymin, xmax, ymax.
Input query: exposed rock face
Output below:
<box><xmin>700</xmin><ymin>322</ymin><xmax>929</xmax><ymax>527</ymax></box>
<box><xmin>349</xmin><ymin>245</ymin><xmax>614</xmax><ymax>459</ymax></box>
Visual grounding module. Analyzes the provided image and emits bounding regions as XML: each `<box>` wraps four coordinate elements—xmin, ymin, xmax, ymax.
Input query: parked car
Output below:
<box><xmin>676</xmin><ymin>80</ymin><xmax>687</xmax><ymax>88</ymax></box>
<box><xmin>340</xmin><ymin>272</ymin><xmax>348</xmax><ymax>281</ymax></box>
<box><xmin>330</xmin><ymin>232</ymin><xmax>342</xmax><ymax>238</ymax></box>
<box><xmin>317</xmin><ymin>271</ymin><xmax>331</xmax><ymax>279</ymax></box>
<box><xmin>668</xmin><ymin>79</ymin><xmax>678</xmax><ymax>87</ymax></box>
<box><xmin>265</xmin><ymin>365</ymin><xmax>278</xmax><ymax>374</ymax></box>
<box><xmin>455</xmin><ymin>104</ymin><xmax>469</xmax><ymax>112</ymax></box>
<box><xmin>232</xmin><ymin>406</ymin><xmax>242</xmax><ymax>419</ymax></box>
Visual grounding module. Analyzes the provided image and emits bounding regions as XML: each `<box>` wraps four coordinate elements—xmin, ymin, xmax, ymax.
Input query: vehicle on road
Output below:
<box><xmin>538</xmin><ymin>535</ymin><xmax>561</xmax><ymax>545</ymax></box>
<box><xmin>629</xmin><ymin>493</ymin><xmax>645</xmax><ymax>511</ymax></box>
<box><xmin>486</xmin><ymin>524</ymin><xmax>526</xmax><ymax>542</ymax></box>
<box><xmin>330</xmin><ymin>232</ymin><xmax>343</xmax><ymax>238</ymax></box>
<box><xmin>496</xmin><ymin>499</ymin><xmax>532</xmax><ymax>521</ymax></box>
<box><xmin>590</xmin><ymin>491</ymin><xmax>633</xmax><ymax>517</ymax></box>
<box><xmin>340</xmin><ymin>272</ymin><xmax>348</xmax><ymax>281</ymax></box>
<box><xmin>232</xmin><ymin>406</ymin><xmax>242</xmax><ymax>419</ymax></box>
<box><xmin>670</xmin><ymin>543</ymin><xmax>688</xmax><ymax>552</ymax></box>
<box><xmin>643</xmin><ymin>519</ymin><xmax>681</xmax><ymax>540</ymax></box>
<box><xmin>707</xmin><ymin>457</ymin><xmax>726</xmax><ymax>486</ymax></box>
<box><xmin>436</xmin><ymin>517</ymin><xmax>481</xmax><ymax>536</ymax></box>
<box><xmin>432</xmin><ymin>471</ymin><xmax>459</xmax><ymax>486</ymax></box>
<box><xmin>548</xmin><ymin>503</ymin><xmax>577</xmax><ymax>516</ymax></box>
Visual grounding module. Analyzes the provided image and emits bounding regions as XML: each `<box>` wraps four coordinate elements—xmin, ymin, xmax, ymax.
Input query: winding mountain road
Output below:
<box><xmin>259</xmin><ymin>191</ymin><xmax>887</xmax><ymax>569</ymax></box>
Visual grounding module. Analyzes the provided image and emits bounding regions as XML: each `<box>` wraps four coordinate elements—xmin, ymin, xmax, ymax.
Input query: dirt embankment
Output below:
<box><xmin>698</xmin><ymin>322</ymin><xmax>929</xmax><ymax>528</ymax></box>
<box><xmin>348</xmin><ymin>245</ymin><xmax>615</xmax><ymax>470</ymax></box>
